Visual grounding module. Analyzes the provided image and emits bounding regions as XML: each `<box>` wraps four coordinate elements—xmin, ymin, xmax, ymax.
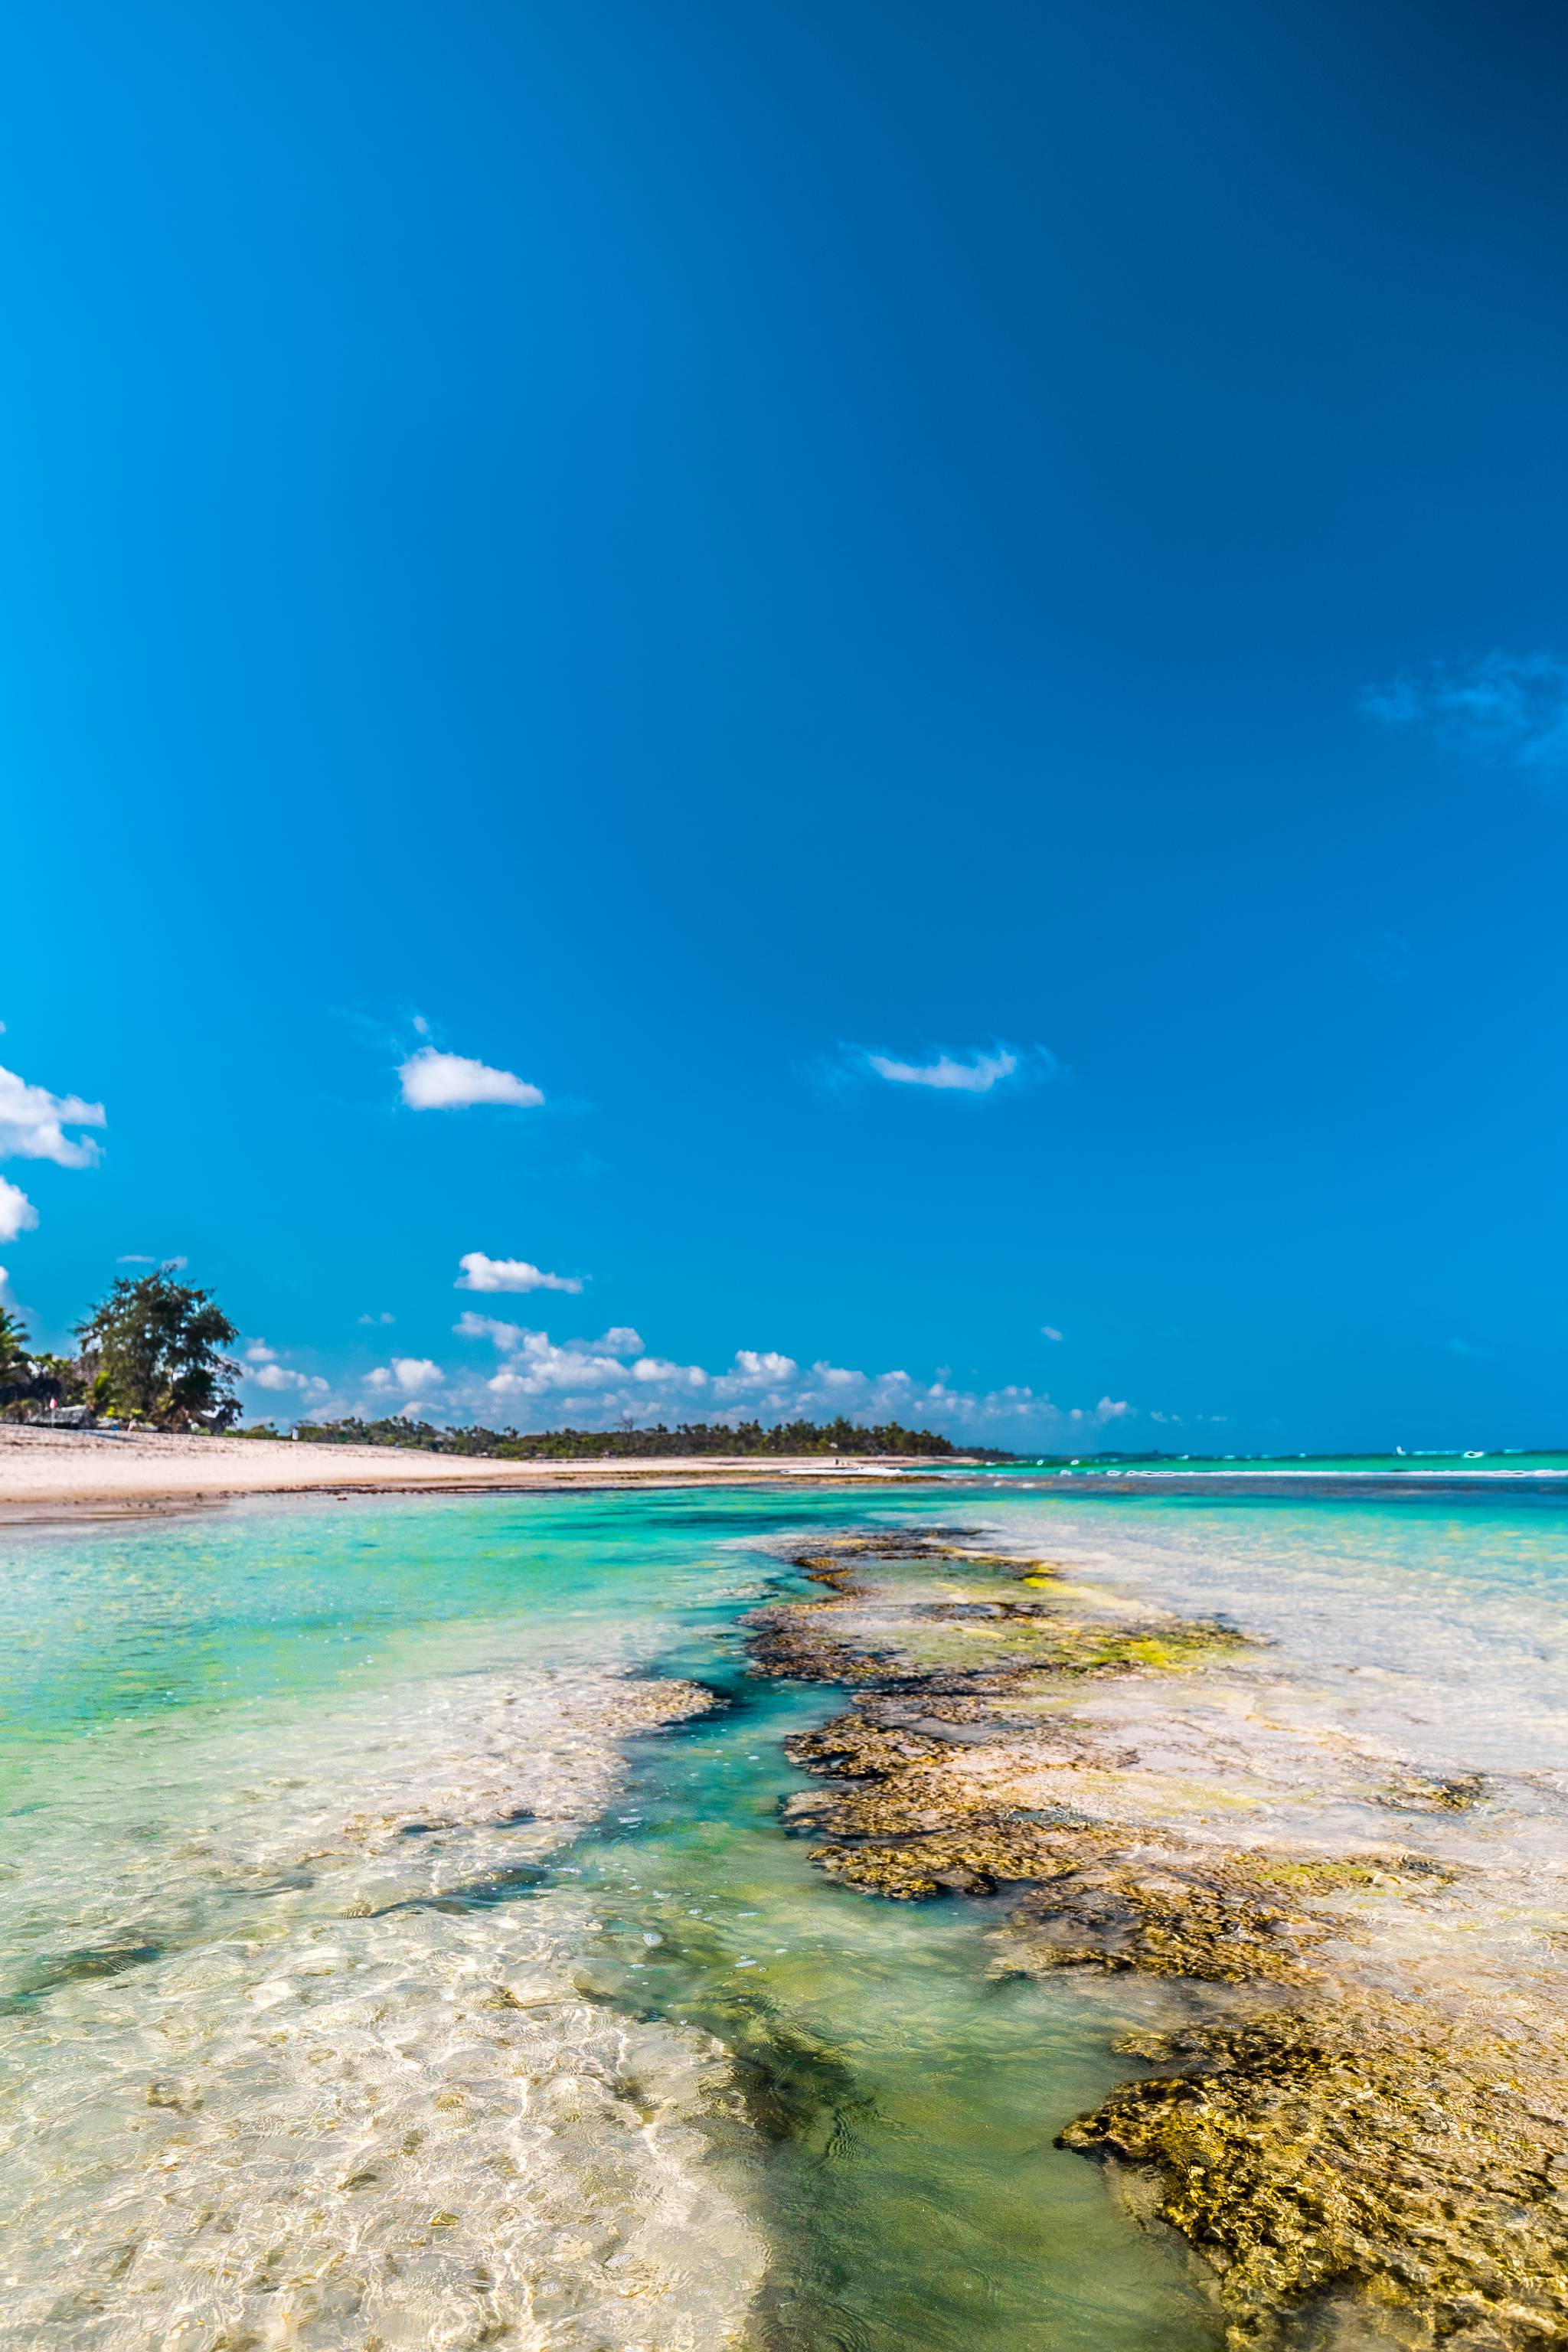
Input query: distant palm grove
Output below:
<box><xmin>286</xmin><ymin>1416</ymin><xmax>1011</xmax><ymax>1460</ymax></box>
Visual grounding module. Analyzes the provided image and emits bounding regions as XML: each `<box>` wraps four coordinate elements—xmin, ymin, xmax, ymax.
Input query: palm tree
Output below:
<box><xmin>0</xmin><ymin>1305</ymin><xmax>30</xmax><ymax>1380</ymax></box>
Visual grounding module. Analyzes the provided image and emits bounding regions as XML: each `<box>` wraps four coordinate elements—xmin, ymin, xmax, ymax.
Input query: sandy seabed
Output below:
<box><xmin>0</xmin><ymin>1658</ymin><xmax>768</xmax><ymax>2351</ymax></box>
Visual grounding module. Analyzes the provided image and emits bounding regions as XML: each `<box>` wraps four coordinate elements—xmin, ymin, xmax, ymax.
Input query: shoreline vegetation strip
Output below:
<box><xmin>743</xmin><ymin>1527</ymin><xmax>1568</xmax><ymax>2349</ymax></box>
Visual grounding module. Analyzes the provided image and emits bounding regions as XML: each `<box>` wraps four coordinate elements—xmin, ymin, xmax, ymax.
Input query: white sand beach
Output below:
<box><xmin>0</xmin><ymin>1425</ymin><xmax>928</xmax><ymax>1512</ymax></box>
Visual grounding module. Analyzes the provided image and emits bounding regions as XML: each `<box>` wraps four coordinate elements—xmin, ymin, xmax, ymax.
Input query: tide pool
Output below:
<box><xmin>2</xmin><ymin>1483</ymin><xmax>1565</xmax><ymax>2349</ymax></box>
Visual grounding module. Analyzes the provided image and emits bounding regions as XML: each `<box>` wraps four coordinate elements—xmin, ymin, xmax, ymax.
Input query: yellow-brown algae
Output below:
<box><xmin>1059</xmin><ymin>2000</ymin><xmax>1568</xmax><ymax>2349</ymax></box>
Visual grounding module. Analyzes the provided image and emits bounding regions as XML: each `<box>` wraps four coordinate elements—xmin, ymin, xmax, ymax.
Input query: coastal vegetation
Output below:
<box><xmin>75</xmin><ymin>1270</ymin><xmax>241</xmax><ymax>1429</ymax></box>
<box><xmin>286</xmin><ymin>1414</ymin><xmax>1007</xmax><ymax>1459</ymax></box>
<box><xmin>0</xmin><ymin>1302</ymin><xmax>91</xmax><ymax>1422</ymax></box>
<box><xmin>0</xmin><ymin>1268</ymin><xmax>240</xmax><ymax>1430</ymax></box>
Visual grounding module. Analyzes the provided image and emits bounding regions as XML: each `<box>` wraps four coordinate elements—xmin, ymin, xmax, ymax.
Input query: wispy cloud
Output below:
<box><xmin>456</xmin><ymin>1251</ymin><xmax>583</xmax><ymax>1295</ymax></box>
<box><xmin>358</xmin><ymin>1310</ymin><xmax>396</xmax><ymax>1326</ymax></box>
<box><xmin>1364</xmin><ymin>652</ymin><xmax>1568</xmax><ymax>800</ymax></box>
<box><xmin>399</xmin><ymin>1047</ymin><xmax>544</xmax><ymax>1111</ymax></box>
<box><xmin>1041</xmin><ymin>1325</ymin><xmax>1064</xmax><ymax>1342</ymax></box>
<box><xmin>1447</xmin><ymin>1336</ymin><xmax>1493</xmax><ymax>1361</ymax></box>
<box><xmin>844</xmin><ymin>1042</ymin><xmax>1057</xmax><ymax>1095</ymax></box>
<box><xmin>869</xmin><ymin>1048</ymin><xmax>1018</xmax><ymax>1092</ymax></box>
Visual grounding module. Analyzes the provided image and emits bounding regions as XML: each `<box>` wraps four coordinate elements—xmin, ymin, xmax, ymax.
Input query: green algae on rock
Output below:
<box><xmin>1059</xmin><ymin>1999</ymin><xmax>1568</xmax><ymax>2350</ymax></box>
<box><xmin>750</xmin><ymin>1531</ymin><xmax>1251</xmax><ymax>1694</ymax></box>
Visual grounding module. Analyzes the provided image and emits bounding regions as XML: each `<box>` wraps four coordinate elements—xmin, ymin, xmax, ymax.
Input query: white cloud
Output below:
<box><xmin>240</xmin><ymin>1339</ymin><xmax>330</xmax><ymax>1397</ymax></box>
<box><xmin>485</xmin><ymin>1336</ymin><xmax>635</xmax><ymax>1399</ymax></box>
<box><xmin>399</xmin><ymin>1048</ymin><xmax>544</xmax><ymax>1112</ymax></box>
<box><xmin>1041</xmin><ymin>1325</ymin><xmax>1064</xmax><ymax>1342</ymax></box>
<box><xmin>454</xmin><ymin>1310</ymin><xmax>525</xmax><ymax>1351</ymax></box>
<box><xmin>0</xmin><ymin>1179</ymin><xmax>38</xmax><ymax>1244</ymax></box>
<box><xmin>456</xmin><ymin>1251</ymin><xmax>583</xmax><ymax>1295</ymax></box>
<box><xmin>867</xmin><ymin>1047</ymin><xmax>1018</xmax><ymax>1092</ymax></box>
<box><xmin>631</xmin><ymin>1356</ymin><xmax>708</xmax><ymax>1387</ymax></box>
<box><xmin>456</xmin><ymin>1313</ymin><xmax>645</xmax><ymax>1360</ymax></box>
<box><xmin>596</xmin><ymin>1326</ymin><xmax>643</xmax><ymax>1355</ymax></box>
<box><xmin>0</xmin><ymin>1063</ymin><xmax>106</xmax><ymax>1166</ymax></box>
<box><xmin>727</xmin><ymin>1349</ymin><xmax>799</xmax><ymax>1386</ymax></box>
<box><xmin>358</xmin><ymin>1310</ymin><xmax>396</xmax><ymax>1325</ymax></box>
<box><xmin>380</xmin><ymin>1357</ymin><xmax>443</xmax><ymax>1390</ymax></box>
<box><xmin>251</xmin><ymin>1363</ymin><xmax>331</xmax><ymax>1396</ymax></box>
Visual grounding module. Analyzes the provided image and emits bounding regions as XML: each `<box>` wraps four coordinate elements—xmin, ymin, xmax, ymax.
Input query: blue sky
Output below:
<box><xmin>5</xmin><ymin>0</ymin><xmax>1567</xmax><ymax>1451</ymax></box>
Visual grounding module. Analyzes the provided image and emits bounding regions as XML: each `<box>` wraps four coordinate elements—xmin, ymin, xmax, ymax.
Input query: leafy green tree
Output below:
<box><xmin>76</xmin><ymin>1269</ymin><xmax>241</xmax><ymax>1430</ymax></box>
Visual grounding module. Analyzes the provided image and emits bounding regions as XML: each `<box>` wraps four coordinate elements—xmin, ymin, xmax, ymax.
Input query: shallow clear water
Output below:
<box><xmin>2</xmin><ymin>1483</ymin><xmax>1566</xmax><ymax>2348</ymax></box>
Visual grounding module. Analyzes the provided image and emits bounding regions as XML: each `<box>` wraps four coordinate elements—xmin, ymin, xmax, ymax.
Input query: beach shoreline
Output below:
<box><xmin>0</xmin><ymin>1423</ymin><xmax>956</xmax><ymax>1516</ymax></box>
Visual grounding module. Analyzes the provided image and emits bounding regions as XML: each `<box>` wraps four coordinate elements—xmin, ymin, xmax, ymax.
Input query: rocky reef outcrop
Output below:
<box><xmin>748</xmin><ymin>1528</ymin><xmax>1568</xmax><ymax>2348</ymax></box>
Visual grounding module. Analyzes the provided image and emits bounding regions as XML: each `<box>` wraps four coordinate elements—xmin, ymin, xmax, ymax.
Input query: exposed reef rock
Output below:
<box><xmin>749</xmin><ymin>1527</ymin><xmax>1568</xmax><ymax>2348</ymax></box>
<box><xmin>1061</xmin><ymin>2001</ymin><xmax>1568</xmax><ymax>2350</ymax></box>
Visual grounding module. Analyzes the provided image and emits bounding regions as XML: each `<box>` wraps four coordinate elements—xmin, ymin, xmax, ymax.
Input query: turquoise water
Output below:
<box><xmin>938</xmin><ymin>1449</ymin><xmax>1568</xmax><ymax>1481</ymax></box>
<box><xmin>2</xmin><ymin>1484</ymin><xmax>1566</xmax><ymax>2348</ymax></box>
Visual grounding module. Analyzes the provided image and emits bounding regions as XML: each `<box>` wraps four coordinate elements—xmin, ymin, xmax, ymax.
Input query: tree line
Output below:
<box><xmin>0</xmin><ymin>1269</ymin><xmax>240</xmax><ymax>1430</ymax></box>
<box><xmin>285</xmin><ymin>1415</ymin><xmax>1013</xmax><ymax>1460</ymax></box>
